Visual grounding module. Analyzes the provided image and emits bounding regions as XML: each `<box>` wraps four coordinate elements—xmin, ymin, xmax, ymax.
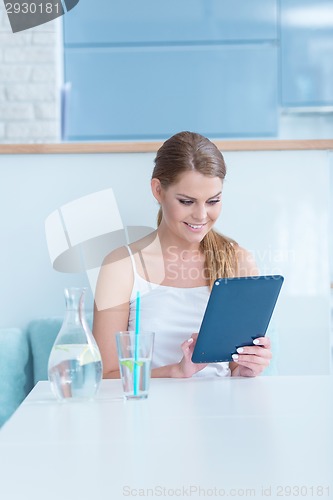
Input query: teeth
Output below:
<box><xmin>187</xmin><ymin>223</ymin><xmax>203</xmax><ymax>229</ymax></box>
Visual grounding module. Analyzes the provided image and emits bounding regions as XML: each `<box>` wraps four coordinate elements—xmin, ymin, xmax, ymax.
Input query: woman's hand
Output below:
<box><xmin>230</xmin><ymin>336</ymin><xmax>272</xmax><ymax>377</ymax></box>
<box><xmin>172</xmin><ymin>333</ymin><xmax>207</xmax><ymax>378</ymax></box>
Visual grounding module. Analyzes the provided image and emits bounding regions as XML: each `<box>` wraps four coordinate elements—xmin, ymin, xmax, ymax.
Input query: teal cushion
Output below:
<box><xmin>27</xmin><ymin>318</ymin><xmax>63</xmax><ymax>384</ymax></box>
<box><xmin>27</xmin><ymin>314</ymin><xmax>93</xmax><ymax>384</ymax></box>
<box><xmin>0</xmin><ymin>328</ymin><xmax>30</xmax><ymax>427</ymax></box>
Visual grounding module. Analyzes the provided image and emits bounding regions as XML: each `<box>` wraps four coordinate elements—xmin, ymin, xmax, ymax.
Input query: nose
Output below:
<box><xmin>192</xmin><ymin>203</ymin><xmax>207</xmax><ymax>221</ymax></box>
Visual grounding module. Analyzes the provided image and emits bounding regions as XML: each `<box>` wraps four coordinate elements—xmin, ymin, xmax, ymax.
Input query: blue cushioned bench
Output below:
<box><xmin>0</xmin><ymin>328</ymin><xmax>32</xmax><ymax>428</ymax></box>
<box><xmin>0</xmin><ymin>315</ymin><xmax>93</xmax><ymax>428</ymax></box>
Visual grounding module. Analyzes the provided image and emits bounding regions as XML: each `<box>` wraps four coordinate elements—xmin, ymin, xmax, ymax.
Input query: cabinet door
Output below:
<box><xmin>64</xmin><ymin>44</ymin><xmax>278</xmax><ymax>140</ymax></box>
<box><xmin>281</xmin><ymin>0</ymin><xmax>333</xmax><ymax>106</ymax></box>
<box><xmin>64</xmin><ymin>0</ymin><xmax>278</xmax><ymax>45</ymax></box>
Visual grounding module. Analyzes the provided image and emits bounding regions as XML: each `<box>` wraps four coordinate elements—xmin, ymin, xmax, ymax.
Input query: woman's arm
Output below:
<box><xmin>93</xmin><ymin>247</ymin><xmax>133</xmax><ymax>378</ymax></box>
<box><xmin>93</xmin><ymin>305</ymin><xmax>129</xmax><ymax>378</ymax></box>
<box><xmin>95</xmin><ymin>304</ymin><xmax>206</xmax><ymax>378</ymax></box>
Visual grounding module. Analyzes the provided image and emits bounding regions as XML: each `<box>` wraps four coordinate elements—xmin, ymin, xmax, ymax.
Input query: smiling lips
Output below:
<box><xmin>184</xmin><ymin>222</ymin><xmax>207</xmax><ymax>231</ymax></box>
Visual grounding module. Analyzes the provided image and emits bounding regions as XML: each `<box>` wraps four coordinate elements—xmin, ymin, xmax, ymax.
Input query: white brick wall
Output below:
<box><xmin>0</xmin><ymin>3</ymin><xmax>60</xmax><ymax>143</ymax></box>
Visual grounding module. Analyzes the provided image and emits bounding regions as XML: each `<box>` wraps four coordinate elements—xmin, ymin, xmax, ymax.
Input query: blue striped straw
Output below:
<box><xmin>133</xmin><ymin>291</ymin><xmax>140</xmax><ymax>396</ymax></box>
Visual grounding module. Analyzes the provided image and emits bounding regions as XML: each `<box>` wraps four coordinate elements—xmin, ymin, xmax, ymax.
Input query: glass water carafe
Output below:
<box><xmin>48</xmin><ymin>287</ymin><xmax>103</xmax><ymax>401</ymax></box>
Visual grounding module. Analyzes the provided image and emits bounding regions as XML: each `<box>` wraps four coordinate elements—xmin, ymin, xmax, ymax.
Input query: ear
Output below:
<box><xmin>151</xmin><ymin>178</ymin><xmax>163</xmax><ymax>203</ymax></box>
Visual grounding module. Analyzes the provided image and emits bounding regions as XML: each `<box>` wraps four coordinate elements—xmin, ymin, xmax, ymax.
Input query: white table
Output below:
<box><xmin>0</xmin><ymin>376</ymin><xmax>332</xmax><ymax>500</ymax></box>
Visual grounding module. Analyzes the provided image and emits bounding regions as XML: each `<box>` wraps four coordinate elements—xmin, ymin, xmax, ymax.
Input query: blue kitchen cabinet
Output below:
<box><xmin>64</xmin><ymin>0</ymin><xmax>278</xmax><ymax>45</ymax></box>
<box><xmin>64</xmin><ymin>44</ymin><xmax>278</xmax><ymax>140</ymax></box>
<box><xmin>280</xmin><ymin>0</ymin><xmax>333</xmax><ymax>106</ymax></box>
<box><xmin>62</xmin><ymin>0</ymin><xmax>279</xmax><ymax>140</ymax></box>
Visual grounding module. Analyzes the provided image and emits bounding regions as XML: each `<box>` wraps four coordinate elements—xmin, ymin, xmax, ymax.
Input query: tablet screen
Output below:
<box><xmin>191</xmin><ymin>275</ymin><xmax>284</xmax><ymax>363</ymax></box>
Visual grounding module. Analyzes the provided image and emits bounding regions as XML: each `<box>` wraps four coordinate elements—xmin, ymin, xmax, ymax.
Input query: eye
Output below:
<box><xmin>207</xmin><ymin>199</ymin><xmax>221</xmax><ymax>205</ymax></box>
<box><xmin>178</xmin><ymin>199</ymin><xmax>193</xmax><ymax>206</ymax></box>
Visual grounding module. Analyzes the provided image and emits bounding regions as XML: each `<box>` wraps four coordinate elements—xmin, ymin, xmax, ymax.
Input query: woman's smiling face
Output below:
<box><xmin>152</xmin><ymin>170</ymin><xmax>223</xmax><ymax>246</ymax></box>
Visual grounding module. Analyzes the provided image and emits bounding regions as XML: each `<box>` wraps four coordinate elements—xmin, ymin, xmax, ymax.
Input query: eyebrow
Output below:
<box><xmin>176</xmin><ymin>191</ymin><xmax>222</xmax><ymax>201</ymax></box>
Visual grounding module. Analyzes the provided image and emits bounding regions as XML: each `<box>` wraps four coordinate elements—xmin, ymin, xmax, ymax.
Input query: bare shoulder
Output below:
<box><xmin>100</xmin><ymin>229</ymin><xmax>157</xmax><ymax>278</ymax></box>
<box><xmin>128</xmin><ymin>230</ymin><xmax>158</xmax><ymax>255</ymax></box>
<box><xmin>234</xmin><ymin>245</ymin><xmax>259</xmax><ymax>277</ymax></box>
<box><xmin>102</xmin><ymin>245</ymin><xmax>132</xmax><ymax>266</ymax></box>
<box><xmin>95</xmin><ymin>245</ymin><xmax>134</xmax><ymax>311</ymax></box>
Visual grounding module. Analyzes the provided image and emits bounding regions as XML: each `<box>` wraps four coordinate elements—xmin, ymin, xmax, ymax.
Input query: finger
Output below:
<box><xmin>239</xmin><ymin>363</ymin><xmax>264</xmax><ymax>376</ymax></box>
<box><xmin>235</xmin><ymin>358</ymin><xmax>266</xmax><ymax>371</ymax></box>
<box><xmin>191</xmin><ymin>333</ymin><xmax>199</xmax><ymax>340</ymax></box>
<box><xmin>181</xmin><ymin>337</ymin><xmax>194</xmax><ymax>346</ymax></box>
<box><xmin>239</xmin><ymin>366</ymin><xmax>257</xmax><ymax>378</ymax></box>
<box><xmin>232</xmin><ymin>353</ymin><xmax>270</xmax><ymax>366</ymax></box>
<box><xmin>253</xmin><ymin>336</ymin><xmax>271</xmax><ymax>348</ymax></box>
<box><xmin>235</xmin><ymin>346</ymin><xmax>272</xmax><ymax>359</ymax></box>
<box><xmin>181</xmin><ymin>338</ymin><xmax>194</xmax><ymax>356</ymax></box>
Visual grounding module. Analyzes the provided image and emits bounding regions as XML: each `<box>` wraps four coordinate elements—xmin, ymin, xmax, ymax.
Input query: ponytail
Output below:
<box><xmin>200</xmin><ymin>230</ymin><xmax>238</xmax><ymax>288</ymax></box>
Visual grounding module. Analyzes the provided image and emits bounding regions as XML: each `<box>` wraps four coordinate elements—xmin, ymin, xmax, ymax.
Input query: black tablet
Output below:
<box><xmin>191</xmin><ymin>275</ymin><xmax>284</xmax><ymax>363</ymax></box>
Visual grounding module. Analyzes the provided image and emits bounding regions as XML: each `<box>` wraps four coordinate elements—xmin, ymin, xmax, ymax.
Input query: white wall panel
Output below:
<box><xmin>219</xmin><ymin>150</ymin><xmax>331</xmax><ymax>375</ymax></box>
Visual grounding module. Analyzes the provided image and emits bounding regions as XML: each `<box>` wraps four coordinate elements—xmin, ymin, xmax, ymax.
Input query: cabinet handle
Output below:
<box><xmin>60</xmin><ymin>82</ymin><xmax>72</xmax><ymax>141</ymax></box>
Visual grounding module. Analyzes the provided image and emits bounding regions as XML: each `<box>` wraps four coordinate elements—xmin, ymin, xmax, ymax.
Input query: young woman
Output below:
<box><xmin>93</xmin><ymin>131</ymin><xmax>272</xmax><ymax>378</ymax></box>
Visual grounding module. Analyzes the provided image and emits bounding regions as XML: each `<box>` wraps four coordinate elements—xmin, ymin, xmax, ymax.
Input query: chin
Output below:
<box><xmin>186</xmin><ymin>231</ymin><xmax>209</xmax><ymax>244</ymax></box>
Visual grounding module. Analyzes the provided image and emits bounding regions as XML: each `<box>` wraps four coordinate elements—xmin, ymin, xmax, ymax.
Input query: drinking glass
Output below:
<box><xmin>116</xmin><ymin>331</ymin><xmax>154</xmax><ymax>400</ymax></box>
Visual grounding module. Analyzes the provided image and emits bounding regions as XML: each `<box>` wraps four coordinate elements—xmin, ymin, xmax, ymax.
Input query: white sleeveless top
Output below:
<box><xmin>126</xmin><ymin>246</ymin><xmax>230</xmax><ymax>378</ymax></box>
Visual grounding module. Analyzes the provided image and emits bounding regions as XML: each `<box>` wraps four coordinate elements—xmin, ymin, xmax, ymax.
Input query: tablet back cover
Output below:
<box><xmin>191</xmin><ymin>275</ymin><xmax>284</xmax><ymax>363</ymax></box>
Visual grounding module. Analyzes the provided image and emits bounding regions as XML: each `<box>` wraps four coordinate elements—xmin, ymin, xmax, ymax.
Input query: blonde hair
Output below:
<box><xmin>153</xmin><ymin>131</ymin><xmax>238</xmax><ymax>287</ymax></box>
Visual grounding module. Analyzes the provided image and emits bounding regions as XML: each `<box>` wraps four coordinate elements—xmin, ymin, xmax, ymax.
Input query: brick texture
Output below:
<box><xmin>0</xmin><ymin>3</ymin><xmax>60</xmax><ymax>143</ymax></box>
